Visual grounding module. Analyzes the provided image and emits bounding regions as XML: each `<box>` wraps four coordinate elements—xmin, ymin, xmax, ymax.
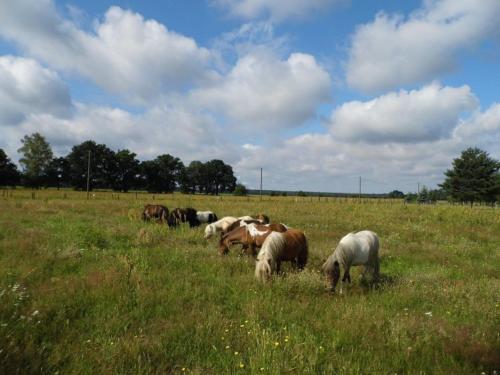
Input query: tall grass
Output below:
<box><xmin>0</xmin><ymin>190</ymin><xmax>499</xmax><ymax>374</ymax></box>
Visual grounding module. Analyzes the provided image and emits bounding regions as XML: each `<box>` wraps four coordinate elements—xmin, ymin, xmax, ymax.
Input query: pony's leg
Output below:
<box><xmin>373</xmin><ymin>258</ymin><xmax>380</xmax><ymax>281</ymax></box>
<box><xmin>342</xmin><ymin>267</ymin><xmax>351</xmax><ymax>283</ymax></box>
<box><xmin>250</xmin><ymin>244</ymin><xmax>257</xmax><ymax>257</ymax></box>
<box><xmin>276</xmin><ymin>261</ymin><xmax>281</xmax><ymax>274</ymax></box>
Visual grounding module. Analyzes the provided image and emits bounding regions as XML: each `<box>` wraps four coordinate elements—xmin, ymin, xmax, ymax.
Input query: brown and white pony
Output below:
<box><xmin>218</xmin><ymin>223</ymin><xmax>288</xmax><ymax>256</ymax></box>
<box><xmin>224</xmin><ymin>218</ymin><xmax>263</xmax><ymax>234</ymax></box>
<box><xmin>322</xmin><ymin>230</ymin><xmax>380</xmax><ymax>293</ymax></box>
<box><xmin>142</xmin><ymin>204</ymin><xmax>169</xmax><ymax>223</ymax></box>
<box><xmin>204</xmin><ymin>216</ymin><xmax>239</xmax><ymax>239</ymax></box>
<box><xmin>255</xmin><ymin>229</ymin><xmax>308</xmax><ymax>282</ymax></box>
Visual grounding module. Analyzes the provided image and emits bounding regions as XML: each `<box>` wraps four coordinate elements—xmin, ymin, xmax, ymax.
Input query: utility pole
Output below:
<box><xmin>417</xmin><ymin>182</ymin><xmax>420</xmax><ymax>195</ymax></box>
<box><xmin>260</xmin><ymin>168</ymin><xmax>263</xmax><ymax>201</ymax></box>
<box><xmin>86</xmin><ymin>150</ymin><xmax>91</xmax><ymax>199</ymax></box>
<box><xmin>359</xmin><ymin>176</ymin><xmax>361</xmax><ymax>201</ymax></box>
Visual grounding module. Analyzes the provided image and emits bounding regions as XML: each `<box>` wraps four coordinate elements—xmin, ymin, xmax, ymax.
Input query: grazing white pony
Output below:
<box><xmin>196</xmin><ymin>211</ymin><xmax>218</xmax><ymax>224</ymax></box>
<box><xmin>204</xmin><ymin>216</ymin><xmax>238</xmax><ymax>239</ymax></box>
<box><xmin>322</xmin><ymin>230</ymin><xmax>380</xmax><ymax>293</ymax></box>
<box><xmin>255</xmin><ymin>229</ymin><xmax>308</xmax><ymax>283</ymax></box>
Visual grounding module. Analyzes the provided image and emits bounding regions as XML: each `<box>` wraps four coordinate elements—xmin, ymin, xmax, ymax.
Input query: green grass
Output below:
<box><xmin>0</xmin><ymin>190</ymin><xmax>499</xmax><ymax>374</ymax></box>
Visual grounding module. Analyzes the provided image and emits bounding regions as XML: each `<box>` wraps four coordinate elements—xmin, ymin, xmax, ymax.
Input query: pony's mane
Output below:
<box><xmin>255</xmin><ymin>232</ymin><xmax>285</xmax><ymax>282</ymax></box>
<box><xmin>257</xmin><ymin>232</ymin><xmax>286</xmax><ymax>262</ymax></box>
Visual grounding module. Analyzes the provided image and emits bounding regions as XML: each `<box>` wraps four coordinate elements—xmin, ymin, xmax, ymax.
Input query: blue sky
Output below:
<box><xmin>0</xmin><ymin>0</ymin><xmax>499</xmax><ymax>193</ymax></box>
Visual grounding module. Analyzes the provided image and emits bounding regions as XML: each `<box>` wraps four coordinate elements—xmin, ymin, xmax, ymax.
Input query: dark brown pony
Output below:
<box><xmin>142</xmin><ymin>204</ymin><xmax>169</xmax><ymax>223</ymax></box>
<box><xmin>255</xmin><ymin>229</ymin><xmax>308</xmax><ymax>282</ymax></box>
<box><xmin>170</xmin><ymin>207</ymin><xmax>200</xmax><ymax>228</ymax></box>
<box><xmin>218</xmin><ymin>223</ymin><xmax>288</xmax><ymax>256</ymax></box>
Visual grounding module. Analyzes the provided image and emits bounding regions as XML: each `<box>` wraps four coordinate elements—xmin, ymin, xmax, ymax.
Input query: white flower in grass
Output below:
<box><xmin>424</xmin><ymin>311</ymin><xmax>432</xmax><ymax>317</ymax></box>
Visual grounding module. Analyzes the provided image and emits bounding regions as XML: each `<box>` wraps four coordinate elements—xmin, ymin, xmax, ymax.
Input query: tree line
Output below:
<box><xmin>1</xmin><ymin>135</ymin><xmax>499</xmax><ymax>203</ymax></box>
<box><xmin>0</xmin><ymin>133</ymin><xmax>237</xmax><ymax>194</ymax></box>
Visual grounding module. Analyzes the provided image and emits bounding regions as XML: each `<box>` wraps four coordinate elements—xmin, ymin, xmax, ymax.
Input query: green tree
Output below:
<box><xmin>139</xmin><ymin>154</ymin><xmax>184</xmax><ymax>193</ymax></box>
<box><xmin>417</xmin><ymin>186</ymin><xmax>429</xmax><ymax>203</ymax></box>
<box><xmin>44</xmin><ymin>157</ymin><xmax>69</xmax><ymax>189</ymax></box>
<box><xmin>0</xmin><ymin>149</ymin><xmax>20</xmax><ymax>186</ymax></box>
<box><xmin>66</xmin><ymin>140</ymin><xmax>116</xmax><ymax>190</ymax></box>
<box><xmin>17</xmin><ymin>133</ymin><xmax>53</xmax><ymax>187</ymax></box>
<box><xmin>233</xmin><ymin>183</ymin><xmax>247</xmax><ymax>196</ymax></box>
<box><xmin>203</xmin><ymin>159</ymin><xmax>237</xmax><ymax>195</ymax></box>
<box><xmin>388</xmin><ymin>190</ymin><xmax>404</xmax><ymax>199</ymax></box>
<box><xmin>112</xmin><ymin>149</ymin><xmax>140</xmax><ymax>192</ymax></box>
<box><xmin>440</xmin><ymin>147</ymin><xmax>500</xmax><ymax>205</ymax></box>
<box><xmin>180</xmin><ymin>160</ymin><xmax>204</xmax><ymax>194</ymax></box>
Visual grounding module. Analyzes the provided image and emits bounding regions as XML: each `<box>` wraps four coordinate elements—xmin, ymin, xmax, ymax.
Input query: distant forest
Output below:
<box><xmin>0</xmin><ymin>133</ymin><xmax>237</xmax><ymax>194</ymax></box>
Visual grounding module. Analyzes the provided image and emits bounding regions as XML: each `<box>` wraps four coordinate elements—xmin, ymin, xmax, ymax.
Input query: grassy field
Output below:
<box><xmin>0</xmin><ymin>189</ymin><xmax>499</xmax><ymax>374</ymax></box>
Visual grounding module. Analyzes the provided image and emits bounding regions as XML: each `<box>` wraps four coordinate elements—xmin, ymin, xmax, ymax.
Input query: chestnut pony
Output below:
<box><xmin>218</xmin><ymin>223</ymin><xmax>288</xmax><ymax>256</ymax></box>
<box><xmin>142</xmin><ymin>204</ymin><xmax>169</xmax><ymax>223</ymax></box>
<box><xmin>255</xmin><ymin>229</ymin><xmax>308</xmax><ymax>282</ymax></box>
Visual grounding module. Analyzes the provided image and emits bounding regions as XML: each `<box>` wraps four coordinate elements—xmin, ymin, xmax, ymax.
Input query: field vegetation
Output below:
<box><xmin>0</xmin><ymin>190</ymin><xmax>499</xmax><ymax>374</ymax></box>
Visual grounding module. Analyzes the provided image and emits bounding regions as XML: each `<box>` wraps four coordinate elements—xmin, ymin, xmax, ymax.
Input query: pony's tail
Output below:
<box><xmin>297</xmin><ymin>236</ymin><xmax>308</xmax><ymax>270</ymax></box>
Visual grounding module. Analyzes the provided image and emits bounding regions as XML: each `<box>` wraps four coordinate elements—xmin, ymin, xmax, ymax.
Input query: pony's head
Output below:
<box><xmin>255</xmin><ymin>252</ymin><xmax>276</xmax><ymax>283</ymax></box>
<box><xmin>322</xmin><ymin>255</ymin><xmax>340</xmax><ymax>292</ymax></box>
<box><xmin>167</xmin><ymin>212</ymin><xmax>178</xmax><ymax>228</ymax></box>
<box><xmin>218</xmin><ymin>236</ymin><xmax>230</xmax><ymax>255</ymax></box>
<box><xmin>204</xmin><ymin>224</ymin><xmax>215</xmax><ymax>239</ymax></box>
<box><xmin>256</xmin><ymin>213</ymin><xmax>270</xmax><ymax>224</ymax></box>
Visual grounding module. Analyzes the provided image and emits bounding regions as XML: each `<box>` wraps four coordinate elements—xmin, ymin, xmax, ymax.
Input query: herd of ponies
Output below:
<box><xmin>142</xmin><ymin>204</ymin><xmax>380</xmax><ymax>292</ymax></box>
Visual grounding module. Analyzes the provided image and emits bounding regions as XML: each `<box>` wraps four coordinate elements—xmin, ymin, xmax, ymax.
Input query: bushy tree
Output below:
<box><xmin>139</xmin><ymin>154</ymin><xmax>184</xmax><ymax>193</ymax></box>
<box><xmin>440</xmin><ymin>147</ymin><xmax>500</xmax><ymax>205</ymax></box>
<box><xmin>0</xmin><ymin>149</ymin><xmax>20</xmax><ymax>186</ymax></box>
<box><xmin>203</xmin><ymin>159</ymin><xmax>237</xmax><ymax>195</ymax></box>
<box><xmin>180</xmin><ymin>160</ymin><xmax>204</xmax><ymax>193</ymax></box>
<box><xmin>112</xmin><ymin>149</ymin><xmax>140</xmax><ymax>192</ymax></box>
<box><xmin>17</xmin><ymin>133</ymin><xmax>53</xmax><ymax>188</ymax></box>
<box><xmin>44</xmin><ymin>157</ymin><xmax>70</xmax><ymax>189</ymax></box>
<box><xmin>66</xmin><ymin>140</ymin><xmax>116</xmax><ymax>190</ymax></box>
<box><xmin>233</xmin><ymin>184</ymin><xmax>247</xmax><ymax>196</ymax></box>
<box><xmin>417</xmin><ymin>186</ymin><xmax>429</xmax><ymax>203</ymax></box>
<box><xmin>388</xmin><ymin>190</ymin><xmax>404</xmax><ymax>199</ymax></box>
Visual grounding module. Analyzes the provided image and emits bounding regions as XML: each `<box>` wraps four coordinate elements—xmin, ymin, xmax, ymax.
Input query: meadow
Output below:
<box><xmin>0</xmin><ymin>190</ymin><xmax>498</xmax><ymax>374</ymax></box>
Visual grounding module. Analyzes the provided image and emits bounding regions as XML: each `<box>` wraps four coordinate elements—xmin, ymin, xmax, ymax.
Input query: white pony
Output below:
<box><xmin>204</xmin><ymin>216</ymin><xmax>238</xmax><ymax>239</ymax></box>
<box><xmin>196</xmin><ymin>211</ymin><xmax>218</xmax><ymax>224</ymax></box>
<box><xmin>255</xmin><ymin>229</ymin><xmax>308</xmax><ymax>283</ymax></box>
<box><xmin>322</xmin><ymin>230</ymin><xmax>380</xmax><ymax>293</ymax></box>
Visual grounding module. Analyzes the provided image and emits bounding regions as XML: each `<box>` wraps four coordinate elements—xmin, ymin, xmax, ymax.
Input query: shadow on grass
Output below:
<box><xmin>359</xmin><ymin>272</ymin><xmax>399</xmax><ymax>293</ymax></box>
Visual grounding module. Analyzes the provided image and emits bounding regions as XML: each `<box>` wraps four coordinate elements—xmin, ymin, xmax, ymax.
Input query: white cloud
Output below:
<box><xmin>235</xmin><ymin>93</ymin><xmax>500</xmax><ymax>193</ymax></box>
<box><xmin>0</xmin><ymin>56</ymin><xmax>71</xmax><ymax>125</ymax></box>
<box><xmin>212</xmin><ymin>0</ymin><xmax>340</xmax><ymax>22</ymax></box>
<box><xmin>346</xmin><ymin>0</ymin><xmax>500</xmax><ymax>92</ymax></box>
<box><xmin>192</xmin><ymin>50</ymin><xmax>331</xmax><ymax>130</ymax></box>
<box><xmin>329</xmin><ymin>83</ymin><xmax>478</xmax><ymax>143</ymax></box>
<box><xmin>0</xmin><ymin>102</ymin><xmax>239</xmax><ymax>166</ymax></box>
<box><xmin>0</xmin><ymin>1</ymin><xmax>212</xmax><ymax>102</ymax></box>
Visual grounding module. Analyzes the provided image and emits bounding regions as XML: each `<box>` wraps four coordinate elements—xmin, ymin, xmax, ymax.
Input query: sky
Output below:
<box><xmin>0</xmin><ymin>0</ymin><xmax>499</xmax><ymax>194</ymax></box>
